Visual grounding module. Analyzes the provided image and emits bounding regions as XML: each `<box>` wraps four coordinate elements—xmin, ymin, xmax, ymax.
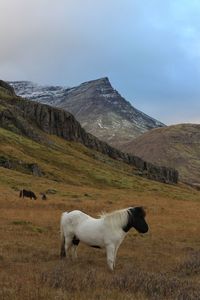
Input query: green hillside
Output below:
<box><xmin>0</xmin><ymin>126</ymin><xmax>142</xmax><ymax>190</ymax></box>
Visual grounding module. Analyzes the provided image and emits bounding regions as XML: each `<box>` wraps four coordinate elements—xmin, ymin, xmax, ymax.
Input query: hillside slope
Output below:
<box><xmin>124</xmin><ymin>124</ymin><xmax>200</xmax><ymax>186</ymax></box>
<box><xmin>0</xmin><ymin>81</ymin><xmax>178</xmax><ymax>184</ymax></box>
<box><xmin>10</xmin><ymin>78</ymin><xmax>165</xmax><ymax>149</ymax></box>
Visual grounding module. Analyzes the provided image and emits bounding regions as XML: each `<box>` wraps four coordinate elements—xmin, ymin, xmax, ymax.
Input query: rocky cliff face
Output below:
<box><xmin>10</xmin><ymin>78</ymin><xmax>165</xmax><ymax>149</ymax></box>
<box><xmin>0</xmin><ymin>80</ymin><xmax>16</xmax><ymax>97</ymax></box>
<box><xmin>0</xmin><ymin>81</ymin><xmax>178</xmax><ymax>184</ymax></box>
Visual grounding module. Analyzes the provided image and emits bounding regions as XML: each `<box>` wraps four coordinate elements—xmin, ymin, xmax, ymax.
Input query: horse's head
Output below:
<box><xmin>128</xmin><ymin>207</ymin><xmax>148</xmax><ymax>233</ymax></box>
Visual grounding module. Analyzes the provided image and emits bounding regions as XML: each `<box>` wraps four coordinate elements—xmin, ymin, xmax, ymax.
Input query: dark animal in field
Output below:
<box><xmin>40</xmin><ymin>193</ymin><xmax>47</xmax><ymax>200</ymax></box>
<box><xmin>19</xmin><ymin>189</ymin><xmax>37</xmax><ymax>200</ymax></box>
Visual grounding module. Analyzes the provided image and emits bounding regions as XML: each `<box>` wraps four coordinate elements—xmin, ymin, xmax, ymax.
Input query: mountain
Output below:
<box><xmin>123</xmin><ymin>124</ymin><xmax>200</xmax><ymax>186</ymax></box>
<box><xmin>0</xmin><ymin>80</ymin><xmax>178</xmax><ymax>184</ymax></box>
<box><xmin>9</xmin><ymin>77</ymin><xmax>165</xmax><ymax>149</ymax></box>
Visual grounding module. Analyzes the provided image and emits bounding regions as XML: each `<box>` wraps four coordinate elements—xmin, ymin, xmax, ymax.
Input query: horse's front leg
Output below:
<box><xmin>106</xmin><ymin>244</ymin><xmax>116</xmax><ymax>271</ymax></box>
<box><xmin>113</xmin><ymin>243</ymin><xmax>121</xmax><ymax>268</ymax></box>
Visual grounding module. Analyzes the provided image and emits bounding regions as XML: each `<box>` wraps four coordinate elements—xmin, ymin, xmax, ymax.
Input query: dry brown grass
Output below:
<box><xmin>0</xmin><ymin>171</ymin><xmax>200</xmax><ymax>300</ymax></box>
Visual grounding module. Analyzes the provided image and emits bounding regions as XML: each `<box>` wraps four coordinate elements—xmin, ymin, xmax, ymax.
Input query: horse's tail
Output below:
<box><xmin>60</xmin><ymin>212</ymin><xmax>67</xmax><ymax>258</ymax></box>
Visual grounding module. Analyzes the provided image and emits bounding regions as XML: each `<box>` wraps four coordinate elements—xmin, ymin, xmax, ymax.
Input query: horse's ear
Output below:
<box><xmin>142</xmin><ymin>206</ymin><xmax>148</xmax><ymax>215</ymax></box>
<box><xmin>140</xmin><ymin>206</ymin><xmax>146</xmax><ymax>217</ymax></box>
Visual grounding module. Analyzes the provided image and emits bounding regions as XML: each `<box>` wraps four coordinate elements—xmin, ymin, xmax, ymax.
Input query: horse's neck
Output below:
<box><xmin>122</xmin><ymin>212</ymin><xmax>132</xmax><ymax>233</ymax></box>
<box><xmin>103</xmin><ymin>210</ymin><xmax>128</xmax><ymax>229</ymax></box>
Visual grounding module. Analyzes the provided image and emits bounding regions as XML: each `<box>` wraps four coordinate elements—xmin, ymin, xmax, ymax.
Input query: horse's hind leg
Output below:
<box><xmin>63</xmin><ymin>236</ymin><xmax>73</xmax><ymax>258</ymax></box>
<box><xmin>71</xmin><ymin>237</ymin><xmax>80</xmax><ymax>260</ymax></box>
<box><xmin>60</xmin><ymin>235</ymin><xmax>66</xmax><ymax>258</ymax></box>
<box><xmin>60</xmin><ymin>234</ymin><xmax>73</xmax><ymax>259</ymax></box>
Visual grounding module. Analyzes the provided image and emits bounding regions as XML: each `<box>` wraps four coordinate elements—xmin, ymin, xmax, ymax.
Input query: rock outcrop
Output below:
<box><xmin>0</xmin><ymin>80</ymin><xmax>16</xmax><ymax>97</ymax></box>
<box><xmin>0</xmin><ymin>155</ymin><xmax>43</xmax><ymax>176</ymax></box>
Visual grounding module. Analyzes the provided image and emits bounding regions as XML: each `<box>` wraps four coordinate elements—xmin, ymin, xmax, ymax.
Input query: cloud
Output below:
<box><xmin>0</xmin><ymin>0</ymin><xmax>200</xmax><ymax>124</ymax></box>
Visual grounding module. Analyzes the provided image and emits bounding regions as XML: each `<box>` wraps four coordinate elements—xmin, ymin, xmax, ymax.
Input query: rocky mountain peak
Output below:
<box><xmin>10</xmin><ymin>77</ymin><xmax>165</xmax><ymax>149</ymax></box>
<box><xmin>79</xmin><ymin>76</ymin><xmax>111</xmax><ymax>87</ymax></box>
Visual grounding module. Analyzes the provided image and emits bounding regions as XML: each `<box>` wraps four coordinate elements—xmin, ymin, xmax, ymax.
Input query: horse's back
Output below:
<box><xmin>61</xmin><ymin>210</ymin><xmax>91</xmax><ymax>232</ymax></box>
<box><xmin>61</xmin><ymin>210</ymin><xmax>86</xmax><ymax>220</ymax></box>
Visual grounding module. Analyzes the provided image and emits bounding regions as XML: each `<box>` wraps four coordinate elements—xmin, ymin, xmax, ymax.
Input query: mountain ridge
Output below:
<box><xmin>9</xmin><ymin>77</ymin><xmax>165</xmax><ymax>149</ymax></box>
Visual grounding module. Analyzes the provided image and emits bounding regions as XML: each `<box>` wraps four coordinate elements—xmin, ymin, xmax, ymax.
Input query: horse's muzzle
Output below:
<box><xmin>140</xmin><ymin>224</ymin><xmax>149</xmax><ymax>233</ymax></box>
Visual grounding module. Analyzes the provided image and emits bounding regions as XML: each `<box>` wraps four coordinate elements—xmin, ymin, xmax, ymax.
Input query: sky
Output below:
<box><xmin>0</xmin><ymin>0</ymin><xmax>200</xmax><ymax>125</ymax></box>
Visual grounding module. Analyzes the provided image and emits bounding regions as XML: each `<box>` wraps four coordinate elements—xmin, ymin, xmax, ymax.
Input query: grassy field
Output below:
<box><xmin>0</xmin><ymin>127</ymin><xmax>200</xmax><ymax>299</ymax></box>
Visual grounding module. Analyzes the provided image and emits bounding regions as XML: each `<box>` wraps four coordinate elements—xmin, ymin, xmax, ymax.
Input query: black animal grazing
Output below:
<box><xmin>19</xmin><ymin>189</ymin><xmax>37</xmax><ymax>200</ymax></box>
<box><xmin>41</xmin><ymin>193</ymin><xmax>47</xmax><ymax>200</ymax></box>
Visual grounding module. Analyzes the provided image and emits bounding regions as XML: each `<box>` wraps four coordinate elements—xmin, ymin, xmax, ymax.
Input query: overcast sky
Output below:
<box><xmin>0</xmin><ymin>0</ymin><xmax>200</xmax><ymax>125</ymax></box>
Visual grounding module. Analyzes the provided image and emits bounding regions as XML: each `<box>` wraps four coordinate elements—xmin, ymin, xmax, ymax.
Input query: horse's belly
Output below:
<box><xmin>75</xmin><ymin>220</ymin><xmax>104</xmax><ymax>247</ymax></box>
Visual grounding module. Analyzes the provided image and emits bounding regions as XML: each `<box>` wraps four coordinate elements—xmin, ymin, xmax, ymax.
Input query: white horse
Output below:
<box><xmin>60</xmin><ymin>206</ymin><xmax>148</xmax><ymax>270</ymax></box>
